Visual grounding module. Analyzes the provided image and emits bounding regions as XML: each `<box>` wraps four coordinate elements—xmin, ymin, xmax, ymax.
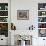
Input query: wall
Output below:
<box><xmin>11</xmin><ymin>0</ymin><xmax>46</xmax><ymax>30</ymax></box>
<box><xmin>11</xmin><ymin>0</ymin><xmax>38</xmax><ymax>30</ymax></box>
<box><xmin>11</xmin><ymin>0</ymin><xmax>46</xmax><ymax>46</ymax></box>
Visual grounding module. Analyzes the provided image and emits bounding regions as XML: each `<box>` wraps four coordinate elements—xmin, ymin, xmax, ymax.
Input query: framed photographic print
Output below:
<box><xmin>17</xmin><ymin>10</ymin><xmax>29</xmax><ymax>20</ymax></box>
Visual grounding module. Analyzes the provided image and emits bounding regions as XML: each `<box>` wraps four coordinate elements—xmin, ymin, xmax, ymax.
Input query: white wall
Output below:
<box><xmin>11</xmin><ymin>0</ymin><xmax>38</xmax><ymax>30</ymax></box>
<box><xmin>11</xmin><ymin>0</ymin><xmax>46</xmax><ymax>30</ymax></box>
<box><xmin>11</xmin><ymin>0</ymin><xmax>46</xmax><ymax>46</ymax></box>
